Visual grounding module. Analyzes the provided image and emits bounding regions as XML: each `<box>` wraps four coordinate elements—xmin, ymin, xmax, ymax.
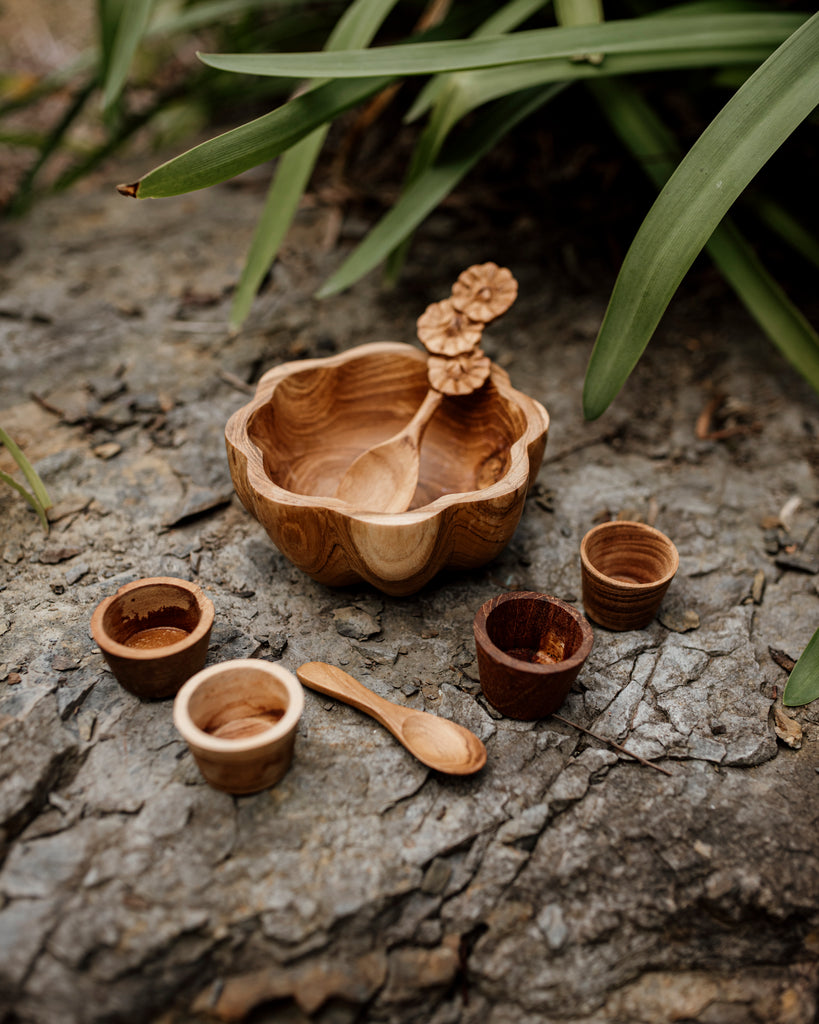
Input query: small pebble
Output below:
<box><xmin>93</xmin><ymin>441</ymin><xmax>121</xmax><ymax>460</ymax></box>
<box><xmin>65</xmin><ymin>562</ymin><xmax>90</xmax><ymax>586</ymax></box>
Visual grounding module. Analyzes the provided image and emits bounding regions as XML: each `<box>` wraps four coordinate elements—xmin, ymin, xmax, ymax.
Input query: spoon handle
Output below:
<box><xmin>297</xmin><ymin>661</ymin><xmax>412</xmax><ymax>738</ymax></box>
<box><xmin>402</xmin><ymin>388</ymin><xmax>443</xmax><ymax>446</ymax></box>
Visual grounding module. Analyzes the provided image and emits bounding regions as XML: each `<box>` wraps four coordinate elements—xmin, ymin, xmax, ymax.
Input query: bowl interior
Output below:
<box><xmin>247</xmin><ymin>349</ymin><xmax>531</xmax><ymax>509</ymax></box>
<box><xmin>102</xmin><ymin>583</ymin><xmax>202</xmax><ymax>649</ymax></box>
<box><xmin>485</xmin><ymin>597</ymin><xmax>588</xmax><ymax>665</ymax></box>
<box><xmin>187</xmin><ymin>668</ymin><xmax>292</xmax><ymax>742</ymax></box>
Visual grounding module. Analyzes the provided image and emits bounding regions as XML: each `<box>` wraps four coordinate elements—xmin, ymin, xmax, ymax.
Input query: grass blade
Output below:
<box><xmin>0</xmin><ymin>427</ymin><xmax>51</xmax><ymax>531</ymax></box>
<box><xmin>101</xmin><ymin>0</ymin><xmax>157</xmax><ymax>111</ymax></box>
<box><xmin>783</xmin><ymin>625</ymin><xmax>819</xmax><ymax>707</ymax></box>
<box><xmin>229</xmin><ymin>0</ymin><xmax>402</xmax><ymax>327</ymax></box>
<box><xmin>0</xmin><ymin>427</ymin><xmax>52</xmax><ymax>511</ymax></box>
<box><xmin>0</xmin><ymin>473</ymin><xmax>49</xmax><ymax>532</ymax></box>
<box><xmin>590</xmin><ymin>76</ymin><xmax>819</xmax><ymax>392</ymax></box>
<box><xmin>317</xmin><ymin>83</ymin><xmax>565</xmax><ymax>297</ymax></box>
<box><xmin>582</xmin><ymin>12</ymin><xmax>819</xmax><ymax>420</ymax></box>
<box><xmin>747</xmin><ymin>194</ymin><xmax>819</xmax><ymax>273</ymax></box>
<box><xmin>406</xmin><ymin>0</ymin><xmax>548</xmax><ymax>123</ymax></box>
<box><xmin>387</xmin><ymin>0</ymin><xmax>550</xmax><ymax>283</ymax></box>
<box><xmin>198</xmin><ymin>13</ymin><xmax>805</xmax><ymax>78</ymax></box>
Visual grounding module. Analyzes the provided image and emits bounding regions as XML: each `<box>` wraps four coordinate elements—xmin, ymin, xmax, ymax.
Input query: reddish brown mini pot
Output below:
<box><xmin>580</xmin><ymin>521</ymin><xmax>679</xmax><ymax>631</ymax></box>
<box><xmin>473</xmin><ymin>592</ymin><xmax>593</xmax><ymax>720</ymax></box>
<box><xmin>91</xmin><ymin>577</ymin><xmax>214</xmax><ymax>699</ymax></box>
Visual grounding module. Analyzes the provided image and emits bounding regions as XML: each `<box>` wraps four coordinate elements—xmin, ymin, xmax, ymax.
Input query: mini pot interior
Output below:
<box><xmin>101</xmin><ymin>582</ymin><xmax>203</xmax><ymax>648</ymax></box>
<box><xmin>185</xmin><ymin>668</ymin><xmax>294</xmax><ymax>743</ymax></box>
<box><xmin>484</xmin><ymin>597</ymin><xmax>589</xmax><ymax>666</ymax></box>
<box><xmin>583</xmin><ymin>523</ymin><xmax>677</xmax><ymax>586</ymax></box>
<box><xmin>246</xmin><ymin>349</ymin><xmax>530</xmax><ymax>509</ymax></box>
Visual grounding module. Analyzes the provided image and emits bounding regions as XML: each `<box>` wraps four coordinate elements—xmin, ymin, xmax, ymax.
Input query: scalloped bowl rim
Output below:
<box><xmin>227</xmin><ymin>342</ymin><xmax>548</xmax><ymax>524</ymax></box>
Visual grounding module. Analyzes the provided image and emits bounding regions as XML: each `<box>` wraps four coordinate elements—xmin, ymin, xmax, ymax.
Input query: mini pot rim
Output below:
<box><xmin>173</xmin><ymin>659</ymin><xmax>304</xmax><ymax>755</ymax></box>
<box><xmin>473</xmin><ymin>591</ymin><xmax>594</xmax><ymax>674</ymax></box>
<box><xmin>90</xmin><ymin>576</ymin><xmax>215</xmax><ymax>662</ymax></box>
<box><xmin>580</xmin><ymin>520</ymin><xmax>679</xmax><ymax>591</ymax></box>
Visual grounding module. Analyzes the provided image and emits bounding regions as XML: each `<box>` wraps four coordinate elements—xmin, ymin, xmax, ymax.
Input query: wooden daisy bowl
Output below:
<box><xmin>225</xmin><ymin>342</ymin><xmax>549</xmax><ymax>596</ymax></box>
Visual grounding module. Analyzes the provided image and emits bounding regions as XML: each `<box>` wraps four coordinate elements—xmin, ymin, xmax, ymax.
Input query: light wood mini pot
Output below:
<box><xmin>173</xmin><ymin>659</ymin><xmax>304</xmax><ymax>794</ymax></box>
<box><xmin>580</xmin><ymin>520</ymin><xmax>679</xmax><ymax>630</ymax></box>
<box><xmin>473</xmin><ymin>592</ymin><xmax>593</xmax><ymax>720</ymax></box>
<box><xmin>90</xmin><ymin>576</ymin><xmax>214</xmax><ymax>699</ymax></box>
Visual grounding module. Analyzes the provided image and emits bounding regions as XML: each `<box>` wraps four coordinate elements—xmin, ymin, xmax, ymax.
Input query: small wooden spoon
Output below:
<box><xmin>335</xmin><ymin>389</ymin><xmax>443</xmax><ymax>513</ymax></box>
<box><xmin>297</xmin><ymin>661</ymin><xmax>486</xmax><ymax>775</ymax></box>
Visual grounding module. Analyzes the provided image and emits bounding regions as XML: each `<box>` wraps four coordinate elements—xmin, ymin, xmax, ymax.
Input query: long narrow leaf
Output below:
<box><xmin>199</xmin><ymin>13</ymin><xmax>805</xmax><ymax>78</ymax></box>
<box><xmin>583</xmin><ymin>12</ymin><xmax>819</xmax><ymax>420</ymax></box>
<box><xmin>336</xmin><ymin>36</ymin><xmax>779</xmax><ymax>295</ymax></box>
<box><xmin>101</xmin><ymin>0</ymin><xmax>157</xmax><ymax>111</ymax></box>
<box><xmin>708</xmin><ymin>223</ymin><xmax>819</xmax><ymax>391</ymax></box>
<box><xmin>317</xmin><ymin>84</ymin><xmax>566</xmax><ymax>298</ymax></box>
<box><xmin>0</xmin><ymin>427</ymin><xmax>52</xmax><ymax>510</ymax></box>
<box><xmin>230</xmin><ymin>0</ymin><xmax>401</xmax><ymax>327</ymax></box>
<box><xmin>149</xmin><ymin>0</ymin><xmax>324</xmax><ymax>36</ymax></box>
<box><xmin>0</xmin><ymin>473</ymin><xmax>49</xmax><ymax>532</ymax></box>
<box><xmin>747</xmin><ymin>194</ymin><xmax>819</xmax><ymax>273</ymax></box>
<box><xmin>406</xmin><ymin>0</ymin><xmax>548</xmax><ymax>123</ymax></box>
<box><xmin>590</xmin><ymin>76</ymin><xmax>819</xmax><ymax>391</ymax></box>
<box><xmin>387</xmin><ymin>0</ymin><xmax>550</xmax><ymax>283</ymax></box>
<box><xmin>783</xmin><ymin>626</ymin><xmax>819</xmax><ymax>707</ymax></box>
<box><xmin>121</xmin><ymin>76</ymin><xmax>390</xmax><ymax>198</ymax></box>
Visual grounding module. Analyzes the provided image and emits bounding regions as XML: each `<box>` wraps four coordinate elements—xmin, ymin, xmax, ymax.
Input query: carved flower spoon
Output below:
<box><xmin>334</xmin><ymin>347</ymin><xmax>491</xmax><ymax>514</ymax></box>
<box><xmin>296</xmin><ymin>661</ymin><xmax>487</xmax><ymax>775</ymax></box>
<box><xmin>334</xmin><ymin>388</ymin><xmax>443</xmax><ymax>513</ymax></box>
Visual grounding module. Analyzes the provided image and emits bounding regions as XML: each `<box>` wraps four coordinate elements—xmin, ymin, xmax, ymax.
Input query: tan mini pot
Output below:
<box><xmin>473</xmin><ymin>592</ymin><xmax>593</xmax><ymax>720</ymax></box>
<box><xmin>90</xmin><ymin>576</ymin><xmax>214</xmax><ymax>699</ymax></box>
<box><xmin>173</xmin><ymin>659</ymin><xmax>304</xmax><ymax>795</ymax></box>
<box><xmin>580</xmin><ymin>520</ymin><xmax>679</xmax><ymax>631</ymax></box>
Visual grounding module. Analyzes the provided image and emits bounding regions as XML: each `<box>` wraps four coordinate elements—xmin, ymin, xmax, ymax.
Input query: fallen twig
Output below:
<box><xmin>552</xmin><ymin>713</ymin><xmax>673</xmax><ymax>777</ymax></box>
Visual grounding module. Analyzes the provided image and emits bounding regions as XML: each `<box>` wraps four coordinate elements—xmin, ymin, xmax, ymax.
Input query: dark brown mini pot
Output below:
<box><xmin>473</xmin><ymin>592</ymin><xmax>593</xmax><ymax>720</ymax></box>
<box><xmin>90</xmin><ymin>576</ymin><xmax>214</xmax><ymax>699</ymax></box>
<box><xmin>580</xmin><ymin>521</ymin><xmax>679</xmax><ymax>631</ymax></box>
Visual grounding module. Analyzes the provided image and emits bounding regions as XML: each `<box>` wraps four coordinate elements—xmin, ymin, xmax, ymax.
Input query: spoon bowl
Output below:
<box><xmin>335</xmin><ymin>389</ymin><xmax>442</xmax><ymax>513</ymax></box>
<box><xmin>296</xmin><ymin>661</ymin><xmax>486</xmax><ymax>775</ymax></box>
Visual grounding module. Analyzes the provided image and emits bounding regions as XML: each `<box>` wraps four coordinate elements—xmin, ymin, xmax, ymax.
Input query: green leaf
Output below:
<box><xmin>0</xmin><ymin>473</ymin><xmax>50</xmax><ymax>532</ymax></box>
<box><xmin>783</xmin><ymin>626</ymin><xmax>819</xmax><ymax>707</ymax></box>
<box><xmin>387</xmin><ymin>0</ymin><xmax>550</xmax><ymax>283</ymax></box>
<box><xmin>337</xmin><ymin>34</ymin><xmax>779</xmax><ymax>295</ymax></box>
<box><xmin>747</xmin><ymin>194</ymin><xmax>819</xmax><ymax>273</ymax></box>
<box><xmin>0</xmin><ymin>427</ymin><xmax>51</xmax><ymax>532</ymax></box>
<box><xmin>583</xmin><ymin>11</ymin><xmax>819</xmax><ymax>420</ymax></box>
<box><xmin>706</xmin><ymin>222</ymin><xmax>819</xmax><ymax>392</ymax></box>
<box><xmin>122</xmin><ymin>76</ymin><xmax>390</xmax><ymax>198</ymax></box>
<box><xmin>406</xmin><ymin>0</ymin><xmax>548</xmax><ymax>123</ymax></box>
<box><xmin>317</xmin><ymin>83</ymin><xmax>565</xmax><ymax>298</ymax></box>
<box><xmin>198</xmin><ymin>13</ymin><xmax>805</xmax><ymax>78</ymax></box>
<box><xmin>230</xmin><ymin>0</ymin><xmax>401</xmax><ymax>327</ymax></box>
<box><xmin>101</xmin><ymin>0</ymin><xmax>157</xmax><ymax>111</ymax></box>
<box><xmin>0</xmin><ymin>427</ymin><xmax>52</xmax><ymax>511</ymax></box>
<box><xmin>590</xmin><ymin>76</ymin><xmax>819</xmax><ymax>395</ymax></box>
<box><xmin>149</xmin><ymin>0</ymin><xmax>321</xmax><ymax>36</ymax></box>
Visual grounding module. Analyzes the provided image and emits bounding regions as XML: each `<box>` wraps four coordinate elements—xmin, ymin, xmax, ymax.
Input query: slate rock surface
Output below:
<box><xmin>0</xmin><ymin>154</ymin><xmax>817</xmax><ymax>1024</ymax></box>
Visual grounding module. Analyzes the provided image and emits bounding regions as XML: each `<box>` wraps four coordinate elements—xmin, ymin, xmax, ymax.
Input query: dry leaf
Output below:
<box><xmin>773</xmin><ymin>706</ymin><xmax>802</xmax><ymax>749</ymax></box>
